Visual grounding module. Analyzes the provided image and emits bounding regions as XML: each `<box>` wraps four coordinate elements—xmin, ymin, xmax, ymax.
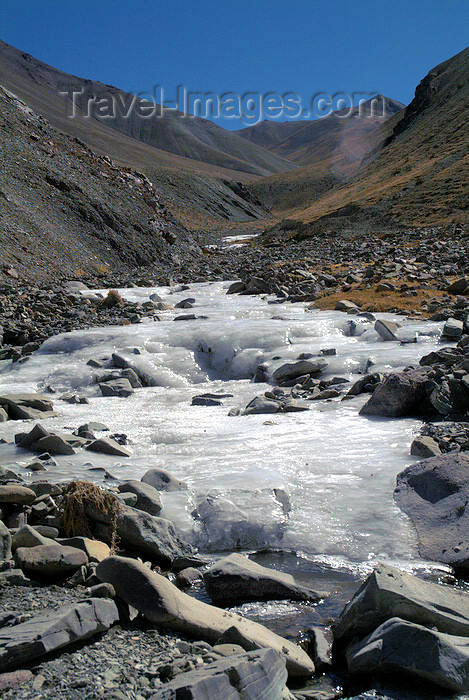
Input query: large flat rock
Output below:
<box><xmin>394</xmin><ymin>453</ymin><xmax>469</xmax><ymax>573</ymax></box>
<box><xmin>0</xmin><ymin>395</ymin><xmax>55</xmax><ymax>421</ymax></box>
<box><xmin>14</xmin><ymin>544</ymin><xmax>88</xmax><ymax>576</ymax></box>
<box><xmin>204</xmin><ymin>553</ymin><xmax>324</xmax><ymax>605</ymax></box>
<box><xmin>0</xmin><ymin>598</ymin><xmax>119</xmax><ymax>671</ymax></box>
<box><xmin>96</xmin><ymin>556</ymin><xmax>315</xmax><ymax>678</ymax></box>
<box><xmin>333</xmin><ymin>563</ymin><xmax>469</xmax><ymax>642</ymax></box>
<box><xmin>153</xmin><ymin>648</ymin><xmax>287</xmax><ymax>699</ymax></box>
<box><xmin>346</xmin><ymin>617</ymin><xmax>469</xmax><ymax>693</ymax></box>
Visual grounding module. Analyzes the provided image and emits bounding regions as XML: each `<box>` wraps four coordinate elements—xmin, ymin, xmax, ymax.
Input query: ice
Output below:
<box><xmin>0</xmin><ymin>281</ymin><xmax>449</xmax><ymax>573</ymax></box>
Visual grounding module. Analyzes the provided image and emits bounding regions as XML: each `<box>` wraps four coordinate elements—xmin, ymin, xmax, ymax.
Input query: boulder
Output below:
<box><xmin>86</xmin><ymin>438</ymin><xmax>131</xmax><ymax>457</ymax></box>
<box><xmin>33</xmin><ymin>434</ymin><xmax>75</xmax><ymax>456</ymax></box>
<box><xmin>11</xmin><ymin>525</ymin><xmax>56</xmax><ymax>552</ymax></box>
<box><xmin>394</xmin><ymin>453</ymin><xmax>469</xmax><ymax>573</ymax></box>
<box><xmin>335</xmin><ymin>300</ymin><xmax>358</xmax><ymax>312</ymax></box>
<box><xmin>272</xmin><ymin>359</ymin><xmax>327</xmax><ymax>383</ymax></box>
<box><xmin>141</xmin><ymin>468</ymin><xmax>188</xmax><ymax>491</ymax></box>
<box><xmin>359</xmin><ymin>370</ymin><xmax>428</xmax><ymax>417</ymax></box>
<box><xmin>95</xmin><ymin>506</ymin><xmax>192</xmax><ymax>567</ymax></box>
<box><xmin>0</xmin><ymin>485</ymin><xmax>36</xmax><ymax>506</ymax></box>
<box><xmin>448</xmin><ymin>278</ymin><xmax>468</xmax><ymax>294</ymax></box>
<box><xmin>374</xmin><ymin>319</ymin><xmax>399</xmax><ymax>341</ymax></box>
<box><xmin>16</xmin><ymin>423</ymin><xmax>49</xmax><ymax>449</ymax></box>
<box><xmin>241</xmin><ymin>396</ymin><xmax>281</xmax><ymax>415</ymax></box>
<box><xmin>57</xmin><ymin>537</ymin><xmax>110</xmax><ymax>563</ymax></box>
<box><xmin>0</xmin><ymin>521</ymin><xmax>11</xmax><ymax>560</ymax></box>
<box><xmin>204</xmin><ymin>553</ymin><xmax>323</xmax><ymax>605</ymax></box>
<box><xmin>14</xmin><ymin>544</ymin><xmax>88</xmax><ymax>577</ymax></box>
<box><xmin>346</xmin><ymin>617</ymin><xmax>469</xmax><ymax>693</ymax></box>
<box><xmin>333</xmin><ymin>563</ymin><xmax>469</xmax><ymax>642</ymax></box>
<box><xmin>96</xmin><ymin>556</ymin><xmax>315</xmax><ymax>677</ymax></box>
<box><xmin>0</xmin><ymin>598</ymin><xmax>119</xmax><ymax>671</ymax></box>
<box><xmin>442</xmin><ymin>318</ymin><xmax>464</xmax><ymax>339</ymax></box>
<box><xmin>410</xmin><ymin>436</ymin><xmax>441</xmax><ymax>458</ymax></box>
<box><xmin>99</xmin><ymin>378</ymin><xmax>134</xmax><ymax>397</ymax></box>
<box><xmin>153</xmin><ymin>648</ymin><xmax>288</xmax><ymax>700</ymax></box>
<box><xmin>0</xmin><ymin>395</ymin><xmax>55</xmax><ymax>421</ymax></box>
<box><xmin>117</xmin><ymin>480</ymin><xmax>162</xmax><ymax>515</ymax></box>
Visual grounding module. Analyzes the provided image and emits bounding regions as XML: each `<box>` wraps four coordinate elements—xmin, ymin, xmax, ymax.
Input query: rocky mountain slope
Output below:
<box><xmin>0</xmin><ymin>87</ymin><xmax>201</xmax><ymax>283</ymax></box>
<box><xmin>253</xmin><ymin>47</ymin><xmax>469</xmax><ymax>231</ymax></box>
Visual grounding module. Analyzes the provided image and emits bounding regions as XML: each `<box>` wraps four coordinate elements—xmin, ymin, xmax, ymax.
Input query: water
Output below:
<box><xmin>0</xmin><ymin>281</ymin><xmax>448</xmax><ymax>578</ymax></box>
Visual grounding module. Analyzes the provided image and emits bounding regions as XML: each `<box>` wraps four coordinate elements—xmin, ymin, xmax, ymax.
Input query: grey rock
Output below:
<box><xmin>272</xmin><ymin>359</ymin><xmax>327</xmax><ymax>383</ymax></box>
<box><xmin>11</xmin><ymin>525</ymin><xmax>56</xmax><ymax>552</ymax></box>
<box><xmin>99</xmin><ymin>378</ymin><xmax>134</xmax><ymax>397</ymax></box>
<box><xmin>86</xmin><ymin>437</ymin><xmax>131</xmax><ymax>457</ymax></box>
<box><xmin>33</xmin><ymin>434</ymin><xmax>75</xmax><ymax>456</ymax></box>
<box><xmin>0</xmin><ymin>485</ymin><xmax>36</xmax><ymax>505</ymax></box>
<box><xmin>17</xmin><ymin>423</ymin><xmax>49</xmax><ymax>449</ymax></box>
<box><xmin>410</xmin><ymin>436</ymin><xmax>441</xmax><ymax>458</ymax></box>
<box><xmin>394</xmin><ymin>453</ymin><xmax>469</xmax><ymax>573</ymax></box>
<box><xmin>0</xmin><ymin>408</ymin><xmax>8</xmax><ymax>422</ymax></box>
<box><xmin>141</xmin><ymin>468</ymin><xmax>188</xmax><ymax>491</ymax></box>
<box><xmin>346</xmin><ymin>617</ymin><xmax>469</xmax><ymax>692</ymax></box>
<box><xmin>374</xmin><ymin>319</ymin><xmax>399</xmax><ymax>341</ymax></box>
<box><xmin>0</xmin><ymin>395</ymin><xmax>55</xmax><ymax>421</ymax></box>
<box><xmin>333</xmin><ymin>563</ymin><xmax>469</xmax><ymax>642</ymax></box>
<box><xmin>359</xmin><ymin>369</ymin><xmax>428</xmax><ymax>417</ymax></box>
<box><xmin>335</xmin><ymin>300</ymin><xmax>359</xmax><ymax>312</ymax></box>
<box><xmin>152</xmin><ymin>648</ymin><xmax>288</xmax><ymax>700</ymax></box>
<box><xmin>96</xmin><ymin>556</ymin><xmax>315</xmax><ymax>678</ymax></box>
<box><xmin>242</xmin><ymin>396</ymin><xmax>281</xmax><ymax>415</ymax></box>
<box><xmin>0</xmin><ymin>521</ymin><xmax>12</xmax><ymax>560</ymax></box>
<box><xmin>14</xmin><ymin>544</ymin><xmax>88</xmax><ymax>577</ymax></box>
<box><xmin>0</xmin><ymin>598</ymin><xmax>119</xmax><ymax>672</ymax></box>
<box><xmin>204</xmin><ymin>553</ymin><xmax>324</xmax><ymax>605</ymax></box>
<box><xmin>447</xmin><ymin>278</ymin><xmax>468</xmax><ymax>294</ymax></box>
<box><xmin>117</xmin><ymin>480</ymin><xmax>162</xmax><ymax>515</ymax></box>
<box><xmin>309</xmin><ymin>626</ymin><xmax>333</xmax><ymax>673</ymax></box>
<box><xmin>442</xmin><ymin>317</ymin><xmax>464</xmax><ymax>339</ymax></box>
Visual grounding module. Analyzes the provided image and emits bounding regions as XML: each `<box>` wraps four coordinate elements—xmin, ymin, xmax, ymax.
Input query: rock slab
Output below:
<box><xmin>0</xmin><ymin>599</ymin><xmax>119</xmax><ymax>671</ymax></box>
<box><xmin>153</xmin><ymin>648</ymin><xmax>287</xmax><ymax>700</ymax></box>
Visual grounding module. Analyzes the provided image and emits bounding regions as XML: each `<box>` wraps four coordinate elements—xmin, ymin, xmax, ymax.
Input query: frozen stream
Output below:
<box><xmin>0</xmin><ymin>281</ymin><xmax>448</xmax><ymax>578</ymax></box>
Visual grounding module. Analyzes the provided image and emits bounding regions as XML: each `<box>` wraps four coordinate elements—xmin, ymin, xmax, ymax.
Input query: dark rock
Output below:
<box><xmin>359</xmin><ymin>369</ymin><xmax>429</xmax><ymax>417</ymax></box>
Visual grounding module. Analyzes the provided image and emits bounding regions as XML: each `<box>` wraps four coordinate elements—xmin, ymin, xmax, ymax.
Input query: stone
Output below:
<box><xmin>0</xmin><ymin>521</ymin><xmax>12</xmax><ymax>560</ymax></box>
<box><xmin>95</xmin><ymin>506</ymin><xmax>192</xmax><ymax>567</ymax></box>
<box><xmin>11</xmin><ymin>525</ymin><xmax>56</xmax><ymax>552</ymax></box>
<box><xmin>309</xmin><ymin>626</ymin><xmax>333</xmax><ymax>673</ymax></box>
<box><xmin>0</xmin><ymin>670</ymin><xmax>34</xmax><ymax>691</ymax></box>
<box><xmin>0</xmin><ymin>408</ymin><xmax>7</xmax><ymax>422</ymax></box>
<box><xmin>394</xmin><ymin>453</ymin><xmax>469</xmax><ymax>573</ymax></box>
<box><xmin>410</xmin><ymin>436</ymin><xmax>441</xmax><ymax>458</ymax></box>
<box><xmin>359</xmin><ymin>369</ymin><xmax>428</xmax><ymax>417</ymax></box>
<box><xmin>0</xmin><ymin>599</ymin><xmax>119</xmax><ymax>672</ymax></box>
<box><xmin>97</xmin><ymin>556</ymin><xmax>315</xmax><ymax>677</ymax></box>
<box><xmin>241</xmin><ymin>396</ymin><xmax>281</xmax><ymax>415</ymax></box>
<box><xmin>346</xmin><ymin>617</ymin><xmax>469</xmax><ymax>693</ymax></box>
<box><xmin>175</xmin><ymin>567</ymin><xmax>203</xmax><ymax>589</ymax></box>
<box><xmin>227</xmin><ymin>281</ymin><xmax>246</xmax><ymax>294</ymax></box>
<box><xmin>335</xmin><ymin>300</ymin><xmax>358</xmax><ymax>312</ymax></box>
<box><xmin>0</xmin><ymin>569</ymin><xmax>36</xmax><ymax>586</ymax></box>
<box><xmin>14</xmin><ymin>544</ymin><xmax>88</xmax><ymax>577</ymax></box>
<box><xmin>152</xmin><ymin>648</ymin><xmax>288</xmax><ymax>699</ymax></box>
<box><xmin>117</xmin><ymin>480</ymin><xmax>162</xmax><ymax>515</ymax></box>
<box><xmin>374</xmin><ymin>319</ymin><xmax>399</xmax><ymax>341</ymax></box>
<box><xmin>33</xmin><ymin>434</ymin><xmax>76</xmax><ymax>456</ymax></box>
<box><xmin>141</xmin><ymin>468</ymin><xmax>188</xmax><ymax>491</ymax></box>
<box><xmin>17</xmin><ymin>423</ymin><xmax>49</xmax><ymax>449</ymax></box>
<box><xmin>192</xmin><ymin>396</ymin><xmax>222</xmax><ymax>406</ymax></box>
<box><xmin>204</xmin><ymin>553</ymin><xmax>324</xmax><ymax>605</ymax></box>
<box><xmin>57</xmin><ymin>537</ymin><xmax>110</xmax><ymax>563</ymax></box>
<box><xmin>448</xmin><ymin>278</ymin><xmax>468</xmax><ymax>294</ymax></box>
<box><xmin>0</xmin><ymin>395</ymin><xmax>55</xmax><ymax>420</ymax></box>
<box><xmin>333</xmin><ymin>563</ymin><xmax>469</xmax><ymax>643</ymax></box>
<box><xmin>0</xmin><ymin>485</ymin><xmax>36</xmax><ymax>505</ymax></box>
<box><xmin>442</xmin><ymin>317</ymin><xmax>464</xmax><ymax>339</ymax></box>
<box><xmin>99</xmin><ymin>378</ymin><xmax>134</xmax><ymax>397</ymax></box>
<box><xmin>86</xmin><ymin>438</ymin><xmax>131</xmax><ymax>457</ymax></box>
<box><xmin>272</xmin><ymin>359</ymin><xmax>327</xmax><ymax>383</ymax></box>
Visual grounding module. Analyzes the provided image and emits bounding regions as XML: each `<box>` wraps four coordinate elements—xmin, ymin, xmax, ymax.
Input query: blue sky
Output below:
<box><xmin>1</xmin><ymin>0</ymin><xmax>467</xmax><ymax>129</ymax></box>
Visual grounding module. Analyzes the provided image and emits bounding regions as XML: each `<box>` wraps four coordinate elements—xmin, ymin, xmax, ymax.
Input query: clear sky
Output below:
<box><xmin>1</xmin><ymin>0</ymin><xmax>467</xmax><ymax>129</ymax></box>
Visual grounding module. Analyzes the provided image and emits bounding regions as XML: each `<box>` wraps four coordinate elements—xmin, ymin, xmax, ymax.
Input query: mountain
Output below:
<box><xmin>254</xmin><ymin>47</ymin><xmax>469</xmax><ymax>231</ymax></box>
<box><xmin>0</xmin><ymin>40</ymin><xmax>295</xmax><ymax>178</ymax></box>
<box><xmin>235</xmin><ymin>95</ymin><xmax>404</xmax><ymax>167</ymax></box>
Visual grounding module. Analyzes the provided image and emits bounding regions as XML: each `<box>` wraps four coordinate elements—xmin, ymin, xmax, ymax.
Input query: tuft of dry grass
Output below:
<box><xmin>97</xmin><ymin>288</ymin><xmax>123</xmax><ymax>309</ymax></box>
